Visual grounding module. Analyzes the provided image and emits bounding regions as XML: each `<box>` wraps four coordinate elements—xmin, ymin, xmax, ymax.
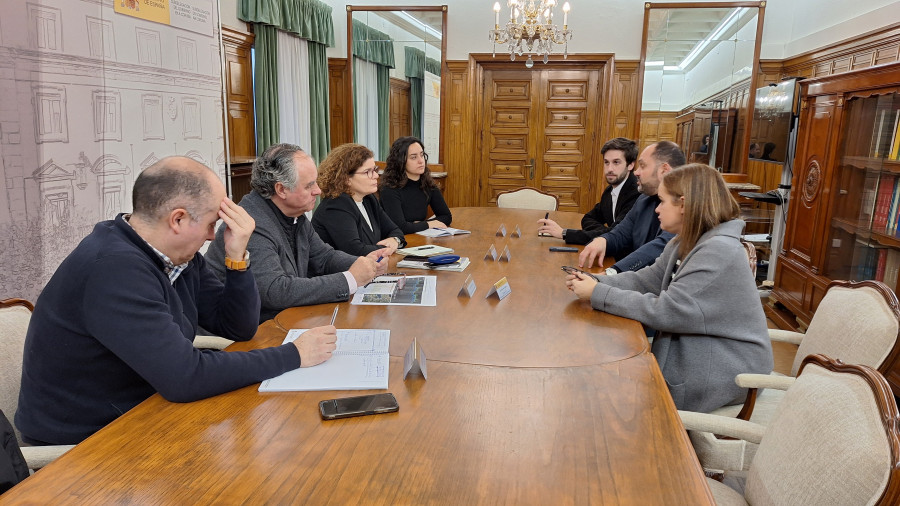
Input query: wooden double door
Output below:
<box><xmin>480</xmin><ymin>69</ymin><xmax>602</xmax><ymax>212</ymax></box>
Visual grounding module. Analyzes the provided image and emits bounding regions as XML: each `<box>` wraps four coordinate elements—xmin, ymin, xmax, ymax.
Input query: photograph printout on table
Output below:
<box><xmin>352</xmin><ymin>275</ymin><xmax>438</xmax><ymax>306</ymax></box>
<box><xmin>258</xmin><ymin>329</ymin><xmax>390</xmax><ymax>391</ymax></box>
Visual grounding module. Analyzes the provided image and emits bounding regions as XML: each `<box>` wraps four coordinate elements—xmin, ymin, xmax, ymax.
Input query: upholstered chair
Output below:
<box><xmin>680</xmin><ymin>354</ymin><xmax>900</xmax><ymax>505</ymax></box>
<box><xmin>0</xmin><ymin>299</ymin><xmax>74</xmax><ymax>470</ymax></box>
<box><xmin>687</xmin><ymin>279</ymin><xmax>900</xmax><ymax>474</ymax></box>
<box><xmin>496</xmin><ymin>187</ymin><xmax>559</xmax><ymax>211</ymax></box>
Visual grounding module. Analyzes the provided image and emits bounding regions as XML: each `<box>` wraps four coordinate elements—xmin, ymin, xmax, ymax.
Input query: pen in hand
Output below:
<box><xmin>330</xmin><ymin>305</ymin><xmax>339</xmax><ymax>326</ymax></box>
<box><xmin>544</xmin><ymin>212</ymin><xmax>549</xmax><ymax>220</ymax></box>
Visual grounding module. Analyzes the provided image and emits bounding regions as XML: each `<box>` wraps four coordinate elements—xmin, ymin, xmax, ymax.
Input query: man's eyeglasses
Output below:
<box><xmin>353</xmin><ymin>168</ymin><xmax>379</xmax><ymax>179</ymax></box>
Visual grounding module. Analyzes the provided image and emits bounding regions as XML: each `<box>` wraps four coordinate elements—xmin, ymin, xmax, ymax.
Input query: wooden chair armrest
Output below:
<box><xmin>768</xmin><ymin>328</ymin><xmax>803</xmax><ymax>345</ymax></box>
<box><xmin>678</xmin><ymin>411</ymin><xmax>766</xmax><ymax>444</ymax></box>
<box><xmin>21</xmin><ymin>445</ymin><xmax>75</xmax><ymax>470</ymax></box>
<box><xmin>193</xmin><ymin>335</ymin><xmax>234</xmax><ymax>350</ymax></box>
<box><xmin>735</xmin><ymin>373</ymin><xmax>795</xmax><ymax>391</ymax></box>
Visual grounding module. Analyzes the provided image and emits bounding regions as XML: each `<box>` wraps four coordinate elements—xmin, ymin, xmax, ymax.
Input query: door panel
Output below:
<box><xmin>481</xmin><ymin>69</ymin><xmax>600</xmax><ymax>212</ymax></box>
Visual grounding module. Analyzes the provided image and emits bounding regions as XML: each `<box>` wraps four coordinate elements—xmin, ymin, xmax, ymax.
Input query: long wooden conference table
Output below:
<box><xmin>2</xmin><ymin>207</ymin><xmax>713</xmax><ymax>504</ymax></box>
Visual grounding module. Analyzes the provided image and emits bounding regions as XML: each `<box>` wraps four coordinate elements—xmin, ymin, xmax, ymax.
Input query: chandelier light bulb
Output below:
<box><xmin>488</xmin><ymin>0</ymin><xmax>573</xmax><ymax>67</ymax></box>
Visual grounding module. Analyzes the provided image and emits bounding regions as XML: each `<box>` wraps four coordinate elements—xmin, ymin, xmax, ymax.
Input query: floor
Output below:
<box><xmin>768</xmin><ymin>319</ymin><xmax>797</xmax><ymax>375</ymax></box>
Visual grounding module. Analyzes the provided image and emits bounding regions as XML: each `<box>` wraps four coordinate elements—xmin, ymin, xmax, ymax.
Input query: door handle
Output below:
<box><xmin>526</xmin><ymin>158</ymin><xmax>535</xmax><ymax>180</ymax></box>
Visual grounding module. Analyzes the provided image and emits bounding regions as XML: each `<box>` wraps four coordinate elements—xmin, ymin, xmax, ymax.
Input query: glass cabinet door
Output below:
<box><xmin>825</xmin><ymin>91</ymin><xmax>900</xmax><ymax>284</ymax></box>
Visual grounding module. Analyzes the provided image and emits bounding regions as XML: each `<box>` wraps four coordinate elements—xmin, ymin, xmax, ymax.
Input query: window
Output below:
<box><xmin>28</xmin><ymin>4</ymin><xmax>62</xmax><ymax>52</ymax></box>
<box><xmin>136</xmin><ymin>28</ymin><xmax>161</xmax><ymax>67</ymax></box>
<box><xmin>177</xmin><ymin>37</ymin><xmax>197</xmax><ymax>72</ymax></box>
<box><xmin>86</xmin><ymin>16</ymin><xmax>116</xmax><ymax>60</ymax></box>
<box><xmin>92</xmin><ymin>91</ymin><xmax>121</xmax><ymax>141</ymax></box>
<box><xmin>32</xmin><ymin>85</ymin><xmax>68</xmax><ymax>143</ymax></box>
<box><xmin>182</xmin><ymin>97</ymin><xmax>201</xmax><ymax>139</ymax></box>
<box><xmin>142</xmin><ymin>94</ymin><xmax>165</xmax><ymax>140</ymax></box>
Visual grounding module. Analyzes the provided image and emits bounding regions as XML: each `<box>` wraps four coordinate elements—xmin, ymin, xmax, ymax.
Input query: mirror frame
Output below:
<box><xmin>636</xmin><ymin>1</ymin><xmax>766</xmax><ymax>171</ymax></box>
<box><xmin>345</xmin><ymin>5</ymin><xmax>448</xmax><ymax>162</ymax></box>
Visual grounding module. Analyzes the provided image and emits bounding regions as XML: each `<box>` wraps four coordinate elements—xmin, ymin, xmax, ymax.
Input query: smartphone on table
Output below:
<box><xmin>561</xmin><ymin>266</ymin><xmax>599</xmax><ymax>281</ymax></box>
<box><xmin>319</xmin><ymin>393</ymin><xmax>399</xmax><ymax>420</ymax></box>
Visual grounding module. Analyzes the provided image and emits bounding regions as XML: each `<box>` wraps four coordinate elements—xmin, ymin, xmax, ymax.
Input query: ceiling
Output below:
<box><xmin>645</xmin><ymin>7</ymin><xmax>755</xmax><ymax>69</ymax></box>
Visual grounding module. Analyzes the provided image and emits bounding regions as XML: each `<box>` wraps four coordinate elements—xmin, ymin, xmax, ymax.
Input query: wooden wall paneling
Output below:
<box><xmin>222</xmin><ymin>26</ymin><xmax>256</xmax><ymax>159</ymax></box>
<box><xmin>328</xmin><ymin>58</ymin><xmax>348</xmax><ymax>149</ymax></box>
<box><xmin>442</xmin><ymin>60</ymin><xmax>472</xmax><ymax>207</ymax></box>
<box><xmin>388</xmin><ymin>78</ymin><xmax>411</xmax><ymax>146</ymax></box>
<box><xmin>780</xmin><ymin>23</ymin><xmax>900</xmax><ymax>79</ymax></box>
<box><xmin>609</xmin><ymin>60</ymin><xmax>640</xmax><ymax>141</ymax></box>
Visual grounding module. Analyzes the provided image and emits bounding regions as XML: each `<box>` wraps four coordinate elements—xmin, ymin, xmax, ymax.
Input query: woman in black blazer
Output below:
<box><xmin>379</xmin><ymin>136</ymin><xmax>452</xmax><ymax>234</ymax></box>
<box><xmin>312</xmin><ymin>143</ymin><xmax>406</xmax><ymax>257</ymax></box>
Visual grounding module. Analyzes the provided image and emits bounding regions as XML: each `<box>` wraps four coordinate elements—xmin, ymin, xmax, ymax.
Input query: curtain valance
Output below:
<box><xmin>238</xmin><ymin>0</ymin><xmax>335</xmax><ymax>47</ymax></box>
<box><xmin>352</xmin><ymin>19</ymin><xmax>395</xmax><ymax>68</ymax></box>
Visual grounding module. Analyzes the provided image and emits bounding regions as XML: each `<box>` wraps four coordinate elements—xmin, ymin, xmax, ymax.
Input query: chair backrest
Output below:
<box><xmin>745</xmin><ymin>354</ymin><xmax>900</xmax><ymax>505</ymax></box>
<box><xmin>495</xmin><ymin>187</ymin><xmax>559</xmax><ymax>211</ymax></box>
<box><xmin>741</xmin><ymin>240</ymin><xmax>758</xmax><ymax>278</ymax></box>
<box><xmin>0</xmin><ymin>299</ymin><xmax>33</xmax><ymax>444</ymax></box>
<box><xmin>792</xmin><ymin>280</ymin><xmax>900</xmax><ymax>377</ymax></box>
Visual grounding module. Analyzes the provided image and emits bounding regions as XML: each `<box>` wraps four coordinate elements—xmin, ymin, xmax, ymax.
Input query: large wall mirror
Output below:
<box><xmin>346</xmin><ymin>6</ymin><xmax>447</xmax><ymax>163</ymax></box>
<box><xmin>638</xmin><ymin>2</ymin><xmax>765</xmax><ymax>173</ymax></box>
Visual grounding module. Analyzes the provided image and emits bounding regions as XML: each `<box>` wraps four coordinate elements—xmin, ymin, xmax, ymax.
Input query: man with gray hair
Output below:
<box><xmin>16</xmin><ymin>156</ymin><xmax>337</xmax><ymax>445</ymax></box>
<box><xmin>206</xmin><ymin>144</ymin><xmax>385</xmax><ymax>322</ymax></box>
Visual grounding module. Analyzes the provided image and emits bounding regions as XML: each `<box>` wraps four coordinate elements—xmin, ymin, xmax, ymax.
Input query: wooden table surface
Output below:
<box><xmin>2</xmin><ymin>207</ymin><xmax>713</xmax><ymax>505</ymax></box>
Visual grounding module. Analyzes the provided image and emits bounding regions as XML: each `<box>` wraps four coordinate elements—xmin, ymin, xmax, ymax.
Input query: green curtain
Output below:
<box><xmin>238</xmin><ymin>0</ymin><xmax>334</xmax><ymax>47</ymax></box>
<box><xmin>377</xmin><ymin>65</ymin><xmax>390</xmax><ymax>159</ymax></box>
<box><xmin>308</xmin><ymin>41</ymin><xmax>330</xmax><ymax>163</ymax></box>
<box><xmin>425</xmin><ymin>57</ymin><xmax>441</xmax><ymax>76</ymax></box>
<box><xmin>351</xmin><ymin>20</ymin><xmax>395</xmax><ymax>68</ymax></box>
<box><xmin>405</xmin><ymin>46</ymin><xmax>425</xmax><ymax>139</ymax></box>
<box><xmin>253</xmin><ymin>24</ymin><xmax>279</xmax><ymax>154</ymax></box>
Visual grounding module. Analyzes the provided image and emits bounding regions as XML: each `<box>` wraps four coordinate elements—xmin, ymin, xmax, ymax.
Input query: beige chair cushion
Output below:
<box><xmin>496</xmin><ymin>188</ymin><xmax>558</xmax><ymax>211</ymax></box>
<box><xmin>792</xmin><ymin>285</ymin><xmax>898</xmax><ymax>376</ymax></box>
<box><xmin>0</xmin><ymin>304</ymin><xmax>31</xmax><ymax>443</ymax></box>
<box><xmin>745</xmin><ymin>364</ymin><xmax>891</xmax><ymax>505</ymax></box>
<box><xmin>706</xmin><ymin>477</ymin><xmax>749</xmax><ymax>506</ymax></box>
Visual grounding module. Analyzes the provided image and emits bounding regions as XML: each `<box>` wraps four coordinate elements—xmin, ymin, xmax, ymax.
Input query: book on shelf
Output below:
<box><xmin>888</xmin><ymin>178</ymin><xmax>900</xmax><ymax>234</ymax></box>
<box><xmin>872</xmin><ymin>109</ymin><xmax>887</xmax><ymax>158</ymax></box>
<box><xmin>416</xmin><ymin>227</ymin><xmax>472</xmax><ymax>238</ymax></box>
<box><xmin>874</xmin><ymin>174</ymin><xmax>896</xmax><ymax>232</ymax></box>
<box><xmin>876</xmin><ymin>248</ymin><xmax>888</xmax><ymax>282</ymax></box>
<box><xmin>885</xmin><ymin>250</ymin><xmax>900</xmax><ymax>290</ymax></box>
<box><xmin>891</xmin><ymin>109</ymin><xmax>900</xmax><ymax>160</ymax></box>
<box><xmin>258</xmin><ymin>329</ymin><xmax>390</xmax><ymax>391</ymax></box>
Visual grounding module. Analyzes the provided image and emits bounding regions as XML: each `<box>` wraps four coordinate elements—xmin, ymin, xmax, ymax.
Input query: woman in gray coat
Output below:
<box><xmin>567</xmin><ymin>163</ymin><xmax>773</xmax><ymax>413</ymax></box>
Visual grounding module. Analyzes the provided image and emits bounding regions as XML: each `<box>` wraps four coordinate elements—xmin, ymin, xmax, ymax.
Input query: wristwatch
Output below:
<box><xmin>562</xmin><ymin>229</ymin><xmax>568</xmax><ymax>240</ymax></box>
<box><xmin>225</xmin><ymin>251</ymin><xmax>250</xmax><ymax>271</ymax></box>
<box><xmin>605</xmin><ymin>267</ymin><xmax>618</xmax><ymax>276</ymax></box>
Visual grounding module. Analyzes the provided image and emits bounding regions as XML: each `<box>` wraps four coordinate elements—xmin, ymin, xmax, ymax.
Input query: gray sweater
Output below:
<box><xmin>589</xmin><ymin>220</ymin><xmax>773</xmax><ymax>413</ymax></box>
<box><xmin>206</xmin><ymin>191</ymin><xmax>358</xmax><ymax>322</ymax></box>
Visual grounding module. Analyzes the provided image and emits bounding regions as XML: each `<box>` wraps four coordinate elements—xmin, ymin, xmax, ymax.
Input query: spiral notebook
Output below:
<box><xmin>258</xmin><ymin>329</ymin><xmax>390</xmax><ymax>391</ymax></box>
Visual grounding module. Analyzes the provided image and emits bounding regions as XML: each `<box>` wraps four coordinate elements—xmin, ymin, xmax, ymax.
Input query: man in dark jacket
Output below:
<box><xmin>578</xmin><ymin>141</ymin><xmax>686</xmax><ymax>273</ymax></box>
<box><xmin>16</xmin><ymin>157</ymin><xmax>337</xmax><ymax>445</ymax></box>
<box><xmin>1</xmin><ymin>409</ymin><xmax>27</xmax><ymax>493</ymax></box>
<box><xmin>538</xmin><ymin>137</ymin><xmax>641</xmax><ymax>244</ymax></box>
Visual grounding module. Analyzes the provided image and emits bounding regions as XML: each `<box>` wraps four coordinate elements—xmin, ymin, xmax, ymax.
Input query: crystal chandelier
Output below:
<box><xmin>489</xmin><ymin>0</ymin><xmax>573</xmax><ymax>68</ymax></box>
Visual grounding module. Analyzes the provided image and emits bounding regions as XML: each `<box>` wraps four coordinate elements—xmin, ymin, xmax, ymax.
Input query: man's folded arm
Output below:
<box><xmin>83</xmin><ymin>258</ymin><xmax>301</xmax><ymax>403</ymax></box>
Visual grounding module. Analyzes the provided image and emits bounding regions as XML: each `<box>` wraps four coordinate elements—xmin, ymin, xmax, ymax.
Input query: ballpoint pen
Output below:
<box><xmin>544</xmin><ymin>212</ymin><xmax>549</xmax><ymax>220</ymax></box>
<box><xmin>330</xmin><ymin>305</ymin><xmax>339</xmax><ymax>326</ymax></box>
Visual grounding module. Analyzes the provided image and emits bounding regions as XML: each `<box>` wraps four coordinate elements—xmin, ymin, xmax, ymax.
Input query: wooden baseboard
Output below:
<box><xmin>763</xmin><ymin>298</ymin><xmax>802</xmax><ymax>332</ymax></box>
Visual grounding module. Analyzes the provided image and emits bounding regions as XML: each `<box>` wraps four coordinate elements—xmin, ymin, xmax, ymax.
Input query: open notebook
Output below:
<box><xmin>258</xmin><ymin>329</ymin><xmax>390</xmax><ymax>391</ymax></box>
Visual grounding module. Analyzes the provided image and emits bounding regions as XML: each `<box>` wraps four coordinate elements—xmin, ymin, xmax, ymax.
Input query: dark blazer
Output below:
<box><xmin>312</xmin><ymin>193</ymin><xmax>406</xmax><ymax>256</ymax></box>
<box><xmin>565</xmin><ymin>172</ymin><xmax>640</xmax><ymax>245</ymax></box>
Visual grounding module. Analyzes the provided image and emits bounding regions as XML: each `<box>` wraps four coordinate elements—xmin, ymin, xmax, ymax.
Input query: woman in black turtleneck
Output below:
<box><xmin>379</xmin><ymin>136</ymin><xmax>452</xmax><ymax>234</ymax></box>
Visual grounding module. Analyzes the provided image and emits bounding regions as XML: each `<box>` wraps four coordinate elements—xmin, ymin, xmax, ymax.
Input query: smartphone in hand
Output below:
<box><xmin>561</xmin><ymin>266</ymin><xmax>599</xmax><ymax>281</ymax></box>
<box><xmin>319</xmin><ymin>393</ymin><xmax>399</xmax><ymax>420</ymax></box>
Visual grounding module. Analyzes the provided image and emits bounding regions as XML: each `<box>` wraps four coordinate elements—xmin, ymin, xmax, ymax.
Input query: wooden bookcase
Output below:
<box><xmin>771</xmin><ymin>62</ymin><xmax>900</xmax><ymax>386</ymax></box>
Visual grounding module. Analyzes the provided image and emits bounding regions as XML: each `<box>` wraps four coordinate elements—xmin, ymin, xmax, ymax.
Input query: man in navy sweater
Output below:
<box><xmin>578</xmin><ymin>141</ymin><xmax>686</xmax><ymax>273</ymax></box>
<box><xmin>16</xmin><ymin>157</ymin><xmax>337</xmax><ymax>445</ymax></box>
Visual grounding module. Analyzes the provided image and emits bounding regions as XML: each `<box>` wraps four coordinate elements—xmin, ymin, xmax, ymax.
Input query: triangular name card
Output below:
<box><xmin>403</xmin><ymin>338</ymin><xmax>428</xmax><ymax>380</ymax></box>
<box><xmin>458</xmin><ymin>274</ymin><xmax>477</xmax><ymax>297</ymax></box>
<box><xmin>485</xmin><ymin>276</ymin><xmax>511</xmax><ymax>300</ymax></box>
